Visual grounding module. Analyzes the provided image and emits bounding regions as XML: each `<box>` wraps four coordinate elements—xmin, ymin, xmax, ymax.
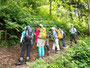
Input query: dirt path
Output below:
<box><xmin>0</xmin><ymin>40</ymin><xmax>70</xmax><ymax>68</ymax></box>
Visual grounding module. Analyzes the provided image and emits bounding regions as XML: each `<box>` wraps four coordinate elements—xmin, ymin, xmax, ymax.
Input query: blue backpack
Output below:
<box><xmin>63</xmin><ymin>30</ymin><xmax>66</xmax><ymax>37</ymax></box>
<box><xmin>25</xmin><ymin>28</ymin><xmax>33</xmax><ymax>42</ymax></box>
<box><xmin>73</xmin><ymin>28</ymin><xmax>77</xmax><ymax>36</ymax></box>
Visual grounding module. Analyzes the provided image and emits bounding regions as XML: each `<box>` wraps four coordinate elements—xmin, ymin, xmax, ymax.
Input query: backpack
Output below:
<box><xmin>38</xmin><ymin>27</ymin><xmax>46</xmax><ymax>39</ymax></box>
<box><xmin>75</xmin><ymin>32</ymin><xmax>77</xmax><ymax>36</ymax></box>
<box><xmin>56</xmin><ymin>30</ymin><xmax>62</xmax><ymax>39</ymax></box>
<box><xmin>25</xmin><ymin>28</ymin><xmax>33</xmax><ymax>42</ymax></box>
<box><xmin>62</xmin><ymin>30</ymin><xmax>66</xmax><ymax>37</ymax></box>
<box><xmin>46</xmin><ymin>31</ymin><xmax>49</xmax><ymax>38</ymax></box>
<box><xmin>73</xmin><ymin>28</ymin><xmax>77</xmax><ymax>36</ymax></box>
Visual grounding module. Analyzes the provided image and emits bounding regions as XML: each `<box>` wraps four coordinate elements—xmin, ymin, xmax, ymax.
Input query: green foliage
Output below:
<box><xmin>27</xmin><ymin>37</ymin><xmax>90</xmax><ymax>68</ymax></box>
<box><xmin>0</xmin><ymin>0</ymin><xmax>88</xmax><ymax>46</ymax></box>
<box><xmin>0</xmin><ymin>41</ymin><xmax>8</xmax><ymax>47</ymax></box>
<box><xmin>26</xmin><ymin>58</ymin><xmax>48</xmax><ymax>68</ymax></box>
<box><xmin>36</xmin><ymin>1</ymin><xmax>88</xmax><ymax>36</ymax></box>
<box><xmin>0</xmin><ymin>30</ymin><xmax>4</xmax><ymax>39</ymax></box>
<box><xmin>66</xmin><ymin>40</ymin><xmax>90</xmax><ymax>68</ymax></box>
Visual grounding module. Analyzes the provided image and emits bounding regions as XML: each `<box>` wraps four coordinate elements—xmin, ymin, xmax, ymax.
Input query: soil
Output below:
<box><xmin>0</xmin><ymin>40</ymin><xmax>71</xmax><ymax>68</ymax></box>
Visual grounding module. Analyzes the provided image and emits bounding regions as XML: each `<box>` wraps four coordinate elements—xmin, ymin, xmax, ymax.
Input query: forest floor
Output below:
<box><xmin>0</xmin><ymin>39</ymin><xmax>72</xmax><ymax>68</ymax></box>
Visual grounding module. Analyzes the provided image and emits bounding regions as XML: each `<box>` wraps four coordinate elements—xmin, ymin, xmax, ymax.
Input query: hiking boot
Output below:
<box><xmin>56</xmin><ymin>50</ymin><xmax>60</xmax><ymax>54</ymax></box>
<box><xmin>51</xmin><ymin>50</ymin><xmax>55</xmax><ymax>53</ymax></box>
<box><xmin>15</xmin><ymin>61</ymin><xmax>22</xmax><ymax>66</ymax></box>
<box><xmin>25</xmin><ymin>57</ymin><xmax>30</xmax><ymax>63</ymax></box>
<box><xmin>16</xmin><ymin>57</ymin><xmax>23</xmax><ymax>66</ymax></box>
<box><xmin>41</xmin><ymin>56</ymin><xmax>44</xmax><ymax>59</ymax></box>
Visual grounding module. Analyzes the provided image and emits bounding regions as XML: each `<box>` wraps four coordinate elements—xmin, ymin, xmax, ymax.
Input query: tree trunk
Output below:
<box><xmin>50</xmin><ymin>0</ymin><xmax>52</xmax><ymax>15</ymax></box>
<box><xmin>88</xmin><ymin>0</ymin><xmax>90</xmax><ymax>35</ymax></box>
<box><xmin>0</xmin><ymin>0</ymin><xmax>6</xmax><ymax>5</ymax></box>
<box><xmin>34</xmin><ymin>0</ymin><xmax>36</xmax><ymax>15</ymax></box>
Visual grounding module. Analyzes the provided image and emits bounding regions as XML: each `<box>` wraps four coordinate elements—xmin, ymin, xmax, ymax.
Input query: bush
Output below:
<box><xmin>0</xmin><ymin>1</ymin><xmax>56</xmax><ymax>46</ymax></box>
<box><xmin>27</xmin><ymin>37</ymin><xmax>90</xmax><ymax>68</ymax></box>
<box><xmin>26</xmin><ymin>58</ymin><xmax>48</xmax><ymax>68</ymax></box>
<box><xmin>0</xmin><ymin>1</ymin><xmax>88</xmax><ymax>46</ymax></box>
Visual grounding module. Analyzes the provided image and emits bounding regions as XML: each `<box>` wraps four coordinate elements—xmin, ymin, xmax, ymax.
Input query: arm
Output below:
<box><xmin>53</xmin><ymin>31</ymin><xmax>55</xmax><ymax>39</ymax></box>
<box><xmin>35</xmin><ymin>29</ymin><xmax>40</xmax><ymax>42</ymax></box>
<box><xmin>74</xmin><ymin>28</ymin><xmax>77</xmax><ymax>32</ymax></box>
<box><xmin>56</xmin><ymin>29</ymin><xmax>58</xmax><ymax>32</ymax></box>
<box><xmin>20</xmin><ymin>35</ymin><xmax>24</xmax><ymax>43</ymax></box>
<box><xmin>53</xmin><ymin>30</ymin><xmax>57</xmax><ymax>39</ymax></box>
<box><xmin>32</xmin><ymin>30</ymin><xmax>34</xmax><ymax>39</ymax></box>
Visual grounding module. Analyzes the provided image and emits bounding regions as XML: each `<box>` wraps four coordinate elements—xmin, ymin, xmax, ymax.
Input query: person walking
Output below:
<box><xmin>35</xmin><ymin>24</ymin><xmax>46</xmax><ymax>59</ymax></box>
<box><xmin>45</xmin><ymin>30</ymin><xmax>50</xmax><ymax>56</ymax></box>
<box><xmin>59</xmin><ymin>27</ymin><xmax>66</xmax><ymax>48</ymax></box>
<box><xmin>70</xmin><ymin>24</ymin><xmax>77</xmax><ymax>46</ymax></box>
<box><xmin>16</xmin><ymin>26</ymin><xmax>33</xmax><ymax>66</ymax></box>
<box><xmin>51</xmin><ymin>27</ymin><xmax>60</xmax><ymax>53</ymax></box>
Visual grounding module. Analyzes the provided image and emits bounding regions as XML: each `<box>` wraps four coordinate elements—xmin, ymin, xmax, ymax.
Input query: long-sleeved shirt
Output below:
<box><xmin>20</xmin><ymin>31</ymin><xmax>26</xmax><ymax>43</ymax></box>
<box><xmin>70</xmin><ymin>28</ymin><xmax>77</xmax><ymax>34</ymax></box>
<box><xmin>35</xmin><ymin>28</ymin><xmax>40</xmax><ymax>42</ymax></box>
<box><xmin>52</xmin><ymin>30</ymin><xmax>58</xmax><ymax>40</ymax></box>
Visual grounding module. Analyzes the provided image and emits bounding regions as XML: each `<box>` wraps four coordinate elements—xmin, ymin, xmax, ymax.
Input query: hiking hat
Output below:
<box><xmin>71</xmin><ymin>24</ymin><xmax>74</xmax><ymax>26</ymax></box>
<box><xmin>25</xmin><ymin>26</ymin><xmax>31</xmax><ymax>30</ymax></box>
<box><xmin>39</xmin><ymin>24</ymin><xmax>43</xmax><ymax>27</ymax></box>
<box><xmin>51</xmin><ymin>27</ymin><xmax>55</xmax><ymax>30</ymax></box>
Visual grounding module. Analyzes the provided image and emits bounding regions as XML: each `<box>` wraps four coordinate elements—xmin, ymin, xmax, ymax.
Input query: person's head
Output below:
<box><xmin>71</xmin><ymin>24</ymin><xmax>74</xmax><ymax>28</ymax></box>
<box><xmin>25</xmin><ymin>26</ymin><xmax>31</xmax><ymax>30</ymax></box>
<box><xmin>59</xmin><ymin>27</ymin><xmax>61</xmax><ymax>31</ymax></box>
<box><xmin>39</xmin><ymin>24</ymin><xmax>43</xmax><ymax>28</ymax></box>
<box><xmin>51</xmin><ymin>27</ymin><xmax>55</xmax><ymax>31</ymax></box>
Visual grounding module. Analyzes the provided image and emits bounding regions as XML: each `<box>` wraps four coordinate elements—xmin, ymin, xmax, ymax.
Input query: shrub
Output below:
<box><xmin>27</xmin><ymin>37</ymin><xmax>90</xmax><ymax>68</ymax></box>
<box><xmin>26</xmin><ymin>58</ymin><xmax>48</xmax><ymax>68</ymax></box>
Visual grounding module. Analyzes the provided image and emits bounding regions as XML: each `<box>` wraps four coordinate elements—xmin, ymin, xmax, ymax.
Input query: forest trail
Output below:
<box><xmin>0</xmin><ymin>39</ymin><xmax>70</xmax><ymax>68</ymax></box>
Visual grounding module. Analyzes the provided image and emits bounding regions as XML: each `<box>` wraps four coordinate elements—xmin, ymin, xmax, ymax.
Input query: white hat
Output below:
<box><xmin>71</xmin><ymin>24</ymin><xmax>74</xmax><ymax>26</ymax></box>
<box><xmin>39</xmin><ymin>24</ymin><xmax>43</xmax><ymax>27</ymax></box>
<box><xmin>51</xmin><ymin>27</ymin><xmax>55</xmax><ymax>30</ymax></box>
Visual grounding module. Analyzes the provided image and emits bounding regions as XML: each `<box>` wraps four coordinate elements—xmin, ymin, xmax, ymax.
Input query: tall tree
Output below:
<box><xmin>88</xmin><ymin>0</ymin><xmax>90</xmax><ymax>35</ymax></box>
<box><xmin>49</xmin><ymin>0</ymin><xmax>52</xmax><ymax>15</ymax></box>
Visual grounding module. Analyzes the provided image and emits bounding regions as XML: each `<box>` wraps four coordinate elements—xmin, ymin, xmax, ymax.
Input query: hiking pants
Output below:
<box><xmin>46</xmin><ymin>39</ymin><xmax>50</xmax><ymax>51</ymax></box>
<box><xmin>52</xmin><ymin>39</ymin><xmax>60</xmax><ymax>50</ymax></box>
<box><xmin>70</xmin><ymin>34</ymin><xmax>77</xmax><ymax>44</ymax></box>
<box><xmin>38</xmin><ymin>46</ymin><xmax>44</xmax><ymax>57</ymax></box>
<box><xmin>60</xmin><ymin>37</ymin><xmax>65</xmax><ymax>47</ymax></box>
<box><xmin>20</xmin><ymin>41</ymin><xmax>32</xmax><ymax>61</ymax></box>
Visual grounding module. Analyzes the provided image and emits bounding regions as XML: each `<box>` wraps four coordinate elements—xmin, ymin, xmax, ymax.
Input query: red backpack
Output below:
<box><xmin>46</xmin><ymin>31</ymin><xmax>49</xmax><ymax>38</ymax></box>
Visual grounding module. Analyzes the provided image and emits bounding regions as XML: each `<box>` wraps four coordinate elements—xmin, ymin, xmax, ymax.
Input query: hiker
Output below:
<box><xmin>70</xmin><ymin>24</ymin><xmax>77</xmax><ymax>46</ymax></box>
<box><xmin>45</xmin><ymin>30</ymin><xmax>50</xmax><ymax>56</ymax></box>
<box><xmin>59</xmin><ymin>27</ymin><xmax>66</xmax><ymax>48</ymax></box>
<box><xmin>35</xmin><ymin>24</ymin><xmax>46</xmax><ymax>59</ymax></box>
<box><xmin>51</xmin><ymin>27</ymin><xmax>60</xmax><ymax>53</ymax></box>
<box><xmin>16</xmin><ymin>26</ymin><xmax>33</xmax><ymax>66</ymax></box>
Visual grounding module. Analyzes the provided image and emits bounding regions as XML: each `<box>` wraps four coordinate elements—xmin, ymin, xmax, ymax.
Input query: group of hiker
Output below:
<box><xmin>16</xmin><ymin>24</ymin><xmax>77</xmax><ymax>66</ymax></box>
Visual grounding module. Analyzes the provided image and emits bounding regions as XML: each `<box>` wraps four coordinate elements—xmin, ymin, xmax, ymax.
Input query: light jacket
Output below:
<box><xmin>35</xmin><ymin>28</ymin><xmax>40</xmax><ymax>42</ymax></box>
<box><xmin>70</xmin><ymin>28</ymin><xmax>77</xmax><ymax>34</ymax></box>
<box><xmin>52</xmin><ymin>30</ymin><xmax>58</xmax><ymax>40</ymax></box>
